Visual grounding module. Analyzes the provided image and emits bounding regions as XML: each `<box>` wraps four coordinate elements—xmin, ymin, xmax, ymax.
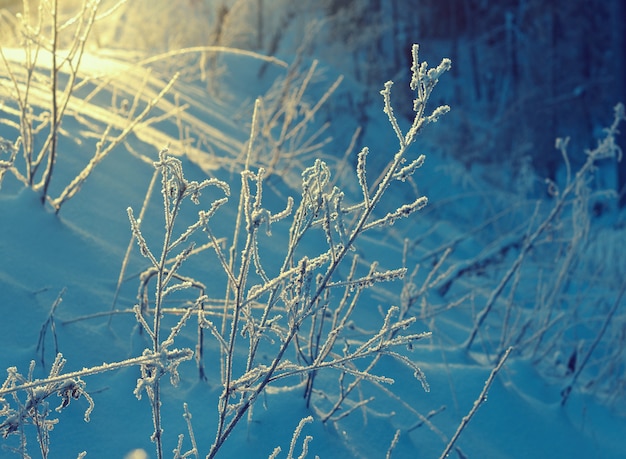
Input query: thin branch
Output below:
<box><xmin>439</xmin><ymin>347</ymin><xmax>513</xmax><ymax>459</ymax></box>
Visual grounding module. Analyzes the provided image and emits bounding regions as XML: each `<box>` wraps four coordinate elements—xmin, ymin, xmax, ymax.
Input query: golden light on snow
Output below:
<box><xmin>124</xmin><ymin>449</ymin><xmax>148</xmax><ymax>459</ymax></box>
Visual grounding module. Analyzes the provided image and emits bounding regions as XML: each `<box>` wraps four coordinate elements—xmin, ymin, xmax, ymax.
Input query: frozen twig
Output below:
<box><xmin>438</xmin><ymin>347</ymin><xmax>513</xmax><ymax>459</ymax></box>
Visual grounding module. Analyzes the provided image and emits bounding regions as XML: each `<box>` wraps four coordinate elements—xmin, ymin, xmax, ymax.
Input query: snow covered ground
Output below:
<box><xmin>1</xmin><ymin>11</ymin><xmax>626</xmax><ymax>459</ymax></box>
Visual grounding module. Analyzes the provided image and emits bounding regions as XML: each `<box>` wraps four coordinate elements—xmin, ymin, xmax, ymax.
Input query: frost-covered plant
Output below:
<box><xmin>450</xmin><ymin>102</ymin><xmax>626</xmax><ymax>406</ymax></box>
<box><xmin>0</xmin><ymin>0</ymin><xmax>178</xmax><ymax>212</ymax></box>
<box><xmin>1</xmin><ymin>0</ymin><xmax>104</xmax><ymax>204</ymax></box>
<box><xmin>1</xmin><ymin>42</ymin><xmax>452</xmax><ymax>458</ymax></box>
<box><xmin>127</xmin><ymin>148</ymin><xmax>230</xmax><ymax>458</ymax></box>
<box><xmin>117</xmin><ymin>44</ymin><xmax>450</xmax><ymax>458</ymax></box>
<box><xmin>0</xmin><ymin>355</ymin><xmax>93</xmax><ymax>459</ymax></box>
<box><xmin>0</xmin><ymin>137</ymin><xmax>19</xmax><ymax>188</ymax></box>
<box><xmin>200</xmin><ymin>44</ymin><xmax>448</xmax><ymax>458</ymax></box>
<box><xmin>268</xmin><ymin>416</ymin><xmax>316</xmax><ymax>459</ymax></box>
<box><xmin>0</xmin><ymin>350</ymin><xmax>191</xmax><ymax>458</ymax></box>
<box><xmin>240</xmin><ymin>55</ymin><xmax>344</xmax><ymax>188</ymax></box>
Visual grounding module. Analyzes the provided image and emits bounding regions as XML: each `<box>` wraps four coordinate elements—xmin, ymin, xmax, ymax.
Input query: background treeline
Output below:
<box><xmin>315</xmin><ymin>0</ymin><xmax>626</xmax><ymax>208</ymax></box>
